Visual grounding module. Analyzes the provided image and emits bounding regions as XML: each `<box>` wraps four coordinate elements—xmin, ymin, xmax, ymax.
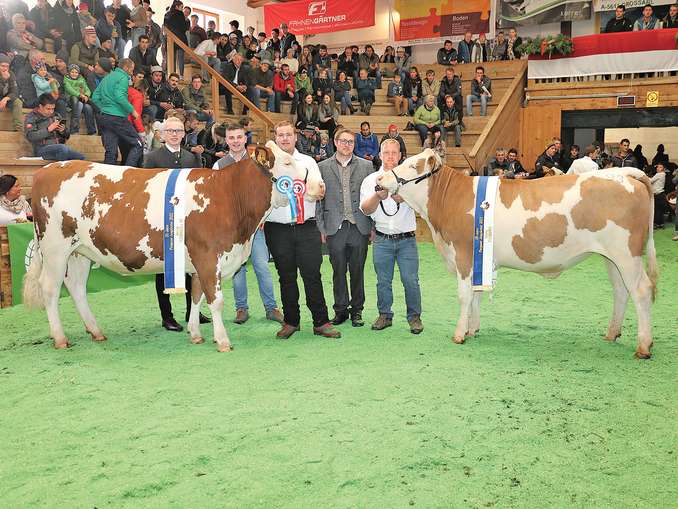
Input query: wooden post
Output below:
<box><xmin>212</xmin><ymin>77</ymin><xmax>220</xmax><ymax>123</ymax></box>
<box><xmin>167</xmin><ymin>36</ymin><xmax>175</xmax><ymax>76</ymax></box>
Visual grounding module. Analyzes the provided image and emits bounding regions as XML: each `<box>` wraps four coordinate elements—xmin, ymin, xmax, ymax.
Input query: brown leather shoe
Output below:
<box><xmin>276</xmin><ymin>323</ymin><xmax>299</xmax><ymax>339</ymax></box>
<box><xmin>371</xmin><ymin>314</ymin><xmax>392</xmax><ymax>331</ymax></box>
<box><xmin>313</xmin><ymin>323</ymin><xmax>342</xmax><ymax>338</ymax></box>
<box><xmin>408</xmin><ymin>315</ymin><xmax>424</xmax><ymax>335</ymax></box>
<box><xmin>266</xmin><ymin>307</ymin><xmax>284</xmax><ymax>323</ymax></box>
<box><xmin>234</xmin><ymin>308</ymin><xmax>249</xmax><ymax>324</ymax></box>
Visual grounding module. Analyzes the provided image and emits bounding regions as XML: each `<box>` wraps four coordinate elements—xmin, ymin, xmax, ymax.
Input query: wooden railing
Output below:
<box><xmin>468</xmin><ymin>60</ymin><xmax>527</xmax><ymax>174</ymax></box>
<box><xmin>164</xmin><ymin>31</ymin><xmax>274</xmax><ymax>139</ymax></box>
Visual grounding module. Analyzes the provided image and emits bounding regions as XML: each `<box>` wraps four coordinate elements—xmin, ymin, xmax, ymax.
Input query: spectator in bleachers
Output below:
<box><xmin>437</xmin><ymin>40</ymin><xmax>458</xmax><ymax>65</ymax></box>
<box><xmin>333</xmin><ymin>70</ymin><xmax>355</xmax><ymax>115</ymax></box>
<box><xmin>312</xmin><ymin>67</ymin><xmax>332</xmax><ymax>103</ymax></box>
<box><xmin>241</xmin><ymin>35</ymin><xmax>254</xmax><ymax>58</ymax></box>
<box><xmin>358</xmin><ymin>45</ymin><xmax>382</xmax><ymax>89</ymax></box>
<box><xmin>605</xmin><ymin>4</ymin><xmax>634</xmax><ymax>32</ymax></box>
<box><xmin>110</xmin><ymin>0</ymin><xmax>130</xmax><ymax>50</ymax></box>
<box><xmin>24</xmin><ymin>93</ymin><xmax>85</xmax><ymax>161</ymax></box>
<box><xmin>98</xmin><ymin>38</ymin><xmax>117</xmax><ymax>67</ymax></box>
<box><xmin>157</xmin><ymin>72</ymin><xmax>184</xmax><ymax>114</ymax></box>
<box><xmin>387</xmin><ymin>72</ymin><xmax>405</xmax><ymax>116</ymax></box>
<box><xmin>440</xmin><ymin>94</ymin><xmax>462</xmax><ymax>147</ymax></box>
<box><xmin>29</xmin><ymin>0</ymin><xmax>63</xmax><ymax>51</ymax></box>
<box><xmin>8</xmin><ymin>13</ymin><xmax>43</xmax><ymax>59</ymax></box>
<box><xmin>246</xmin><ymin>25</ymin><xmax>256</xmax><ymax>40</ymax></box>
<box><xmin>314</xmin><ymin>132</ymin><xmax>334</xmax><ymax>162</ymax></box>
<box><xmin>491</xmin><ymin>31</ymin><xmax>507</xmax><ymax>61</ymax></box>
<box><xmin>0</xmin><ymin>174</ymin><xmax>32</xmax><ymax>225</ymax></box>
<box><xmin>294</xmin><ymin>67</ymin><xmax>312</xmax><ymax>103</ymax></box>
<box><xmin>466</xmin><ymin>65</ymin><xmax>491</xmax><ymax>117</ymax></box>
<box><xmin>205</xmin><ymin>19</ymin><xmax>217</xmax><ymax>39</ymax></box>
<box><xmin>414</xmin><ymin>95</ymin><xmax>443</xmax><ymax>146</ymax></box>
<box><xmin>92</xmin><ymin>58</ymin><xmax>142</xmax><ymax>165</ymax></box>
<box><xmin>281</xmin><ymin>48</ymin><xmax>299</xmax><ymax>75</ymax></box>
<box><xmin>439</xmin><ymin>66</ymin><xmax>462</xmax><ymax>111</ymax></box>
<box><xmin>561</xmin><ymin>144</ymin><xmax>580</xmax><ymax>171</ymax></box>
<box><xmin>64</xmin><ymin>64</ymin><xmax>95</xmax><ymax>135</ymax></box>
<box><xmin>296</xmin><ymin>92</ymin><xmax>318</xmax><ymax>130</ymax></box>
<box><xmin>611</xmin><ymin>138</ymin><xmax>638</xmax><ymax>167</ymax></box>
<box><xmin>181</xmin><ymin>111</ymin><xmax>205</xmax><ymax>161</ymax></box>
<box><xmin>181</xmin><ymin>75</ymin><xmax>212</xmax><ymax>123</ymax></box>
<box><xmin>0</xmin><ymin>54</ymin><xmax>23</xmax><ymax>132</ymax></box>
<box><xmin>296</xmin><ymin>124</ymin><xmax>317</xmax><ymax>157</ymax></box>
<box><xmin>633</xmin><ymin>144</ymin><xmax>648</xmax><ymax>168</ymax></box>
<box><xmin>300</xmin><ymin>46</ymin><xmax>314</xmax><ymax>77</ymax></box>
<box><xmin>15</xmin><ymin>49</ymin><xmax>44</xmax><ymax>109</ymax></box>
<box><xmin>77</xmin><ymin>3</ymin><xmax>97</xmax><ymax>34</ymax></box>
<box><xmin>506</xmin><ymin>28</ymin><xmax>522</xmax><ymax>60</ymax></box>
<box><xmin>5</xmin><ymin>0</ymin><xmax>30</xmax><ymax>19</ymax></box>
<box><xmin>188</xmin><ymin>14</ymin><xmax>206</xmax><ymax>49</ymax></box>
<box><xmin>87</xmin><ymin>57</ymin><xmax>111</xmax><ymax>95</ymax></box>
<box><xmin>471</xmin><ymin>33</ymin><xmax>489</xmax><ymax>63</ymax></box>
<box><xmin>216</xmin><ymin>33</ymin><xmax>231</xmax><ymax>64</ymax></box>
<box><xmin>251</xmin><ymin>59</ymin><xmax>275</xmax><ymax>112</ymax></box>
<box><xmin>127</xmin><ymin>0</ymin><xmax>147</xmax><ymax>47</ymax></box>
<box><xmin>221</xmin><ymin>53</ymin><xmax>251</xmax><ymax>115</ymax></box>
<box><xmin>394</xmin><ymin>47</ymin><xmax>412</xmax><ymax>82</ymax></box>
<box><xmin>551</xmin><ymin>136</ymin><xmax>564</xmax><ymax>167</ymax></box>
<box><xmin>507</xmin><ymin>148</ymin><xmax>526</xmax><ymax>177</ymax></box>
<box><xmin>0</xmin><ymin>10</ymin><xmax>9</xmax><ymax>54</ymax></box>
<box><xmin>634</xmin><ymin>4</ymin><xmax>661</xmax><ymax>30</ymax></box>
<box><xmin>96</xmin><ymin>8</ymin><xmax>125</xmax><ymax>61</ymax></box>
<box><xmin>403</xmin><ymin>67</ymin><xmax>423</xmax><ymax>115</ymax></box>
<box><xmin>48</xmin><ymin>51</ymin><xmax>69</xmax><ymax>117</ymax></box>
<box><xmin>423</xmin><ymin>126</ymin><xmax>446</xmax><ymax>159</ymax></box>
<box><xmin>129</xmin><ymin>34</ymin><xmax>158</xmax><ymax>78</ymax></box>
<box><xmin>31</xmin><ymin>62</ymin><xmax>58</xmax><ymax>99</ymax></box>
<box><xmin>273</xmin><ymin>62</ymin><xmax>296</xmax><ymax>114</ymax></box>
<box><xmin>381</xmin><ymin>46</ymin><xmax>395</xmax><ymax>63</ymax></box>
<box><xmin>354</xmin><ymin>121</ymin><xmax>379</xmax><ymax>166</ymax></box>
<box><xmin>239</xmin><ymin>116</ymin><xmax>253</xmax><ymax>145</ymax></box>
<box><xmin>457</xmin><ymin>31</ymin><xmax>474</xmax><ymax>64</ymax></box>
<box><xmin>487</xmin><ymin>148</ymin><xmax>509</xmax><ymax>175</ymax></box>
<box><xmin>356</xmin><ymin>68</ymin><xmax>376</xmax><ymax>115</ymax></box>
<box><xmin>53</xmin><ymin>0</ymin><xmax>82</xmax><ymax>52</ymax></box>
<box><xmin>145</xmin><ymin>7</ymin><xmax>161</xmax><ymax>62</ymax></box>
<box><xmin>280</xmin><ymin>23</ymin><xmax>296</xmax><ymax>57</ymax></box>
<box><xmin>199</xmin><ymin>121</ymin><xmax>227</xmax><ymax>168</ymax></box>
<box><xmin>380</xmin><ymin>124</ymin><xmax>407</xmax><ymax>160</ymax></box>
<box><xmin>163</xmin><ymin>0</ymin><xmax>189</xmax><ymax>77</ymax></box>
<box><xmin>70</xmin><ymin>26</ymin><xmax>98</xmax><ymax>77</ymax></box>
<box><xmin>422</xmin><ymin>69</ymin><xmax>440</xmax><ymax>100</ymax></box>
<box><xmin>566</xmin><ymin>145</ymin><xmax>599</xmax><ymax>175</ymax></box>
<box><xmin>256</xmin><ymin>32</ymin><xmax>270</xmax><ymax>58</ymax></box>
<box><xmin>317</xmin><ymin>93</ymin><xmax>338</xmax><ymax>141</ymax></box>
<box><xmin>337</xmin><ymin>47</ymin><xmax>357</xmax><ymax>81</ymax></box>
<box><xmin>120</xmin><ymin>68</ymin><xmax>145</xmax><ymax>166</ymax></box>
<box><xmin>145</xmin><ymin>66</ymin><xmax>166</xmax><ymax>120</ymax></box>
<box><xmin>228</xmin><ymin>20</ymin><xmax>243</xmax><ymax>44</ymax></box>
<box><xmin>246</xmin><ymin>40</ymin><xmax>260</xmax><ymax>60</ymax></box>
<box><xmin>267</xmin><ymin>28</ymin><xmax>281</xmax><ymax>54</ymax></box>
<box><xmin>663</xmin><ymin>3</ymin><xmax>678</xmax><ymax>28</ymax></box>
<box><xmin>651</xmin><ymin>162</ymin><xmax>667</xmax><ymax>228</ymax></box>
<box><xmin>531</xmin><ymin>141</ymin><xmax>562</xmax><ymax>178</ymax></box>
<box><xmin>652</xmin><ymin>144</ymin><xmax>669</xmax><ymax>166</ymax></box>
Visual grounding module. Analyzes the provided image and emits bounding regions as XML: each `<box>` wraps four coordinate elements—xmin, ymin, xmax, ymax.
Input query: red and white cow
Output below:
<box><xmin>377</xmin><ymin>149</ymin><xmax>658</xmax><ymax>358</ymax></box>
<box><xmin>23</xmin><ymin>142</ymin><xmax>323</xmax><ymax>352</ymax></box>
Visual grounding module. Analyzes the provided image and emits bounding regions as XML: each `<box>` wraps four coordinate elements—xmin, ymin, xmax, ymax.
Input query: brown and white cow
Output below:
<box><xmin>23</xmin><ymin>141</ymin><xmax>323</xmax><ymax>352</ymax></box>
<box><xmin>377</xmin><ymin>149</ymin><xmax>658</xmax><ymax>358</ymax></box>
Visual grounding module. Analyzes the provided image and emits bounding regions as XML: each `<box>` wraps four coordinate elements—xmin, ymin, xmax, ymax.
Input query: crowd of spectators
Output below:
<box><xmin>605</xmin><ymin>3</ymin><xmax>678</xmax><ymax>32</ymax></box>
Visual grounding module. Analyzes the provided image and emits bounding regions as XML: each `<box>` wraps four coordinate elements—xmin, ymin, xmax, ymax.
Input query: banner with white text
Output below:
<box><xmin>264</xmin><ymin>0</ymin><xmax>375</xmax><ymax>36</ymax></box>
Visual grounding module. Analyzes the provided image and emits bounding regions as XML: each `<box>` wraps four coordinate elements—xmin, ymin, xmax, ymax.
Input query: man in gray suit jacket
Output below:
<box><xmin>317</xmin><ymin>127</ymin><xmax>374</xmax><ymax>327</ymax></box>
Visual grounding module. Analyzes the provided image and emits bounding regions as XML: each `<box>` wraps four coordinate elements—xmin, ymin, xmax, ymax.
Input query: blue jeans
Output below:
<box><xmin>337</xmin><ymin>90</ymin><xmax>352</xmax><ymax>112</ymax></box>
<box><xmin>232</xmin><ymin>229</ymin><xmax>277</xmax><ymax>311</ymax></box>
<box><xmin>129</xmin><ymin>27</ymin><xmax>146</xmax><ymax>47</ymax></box>
<box><xmin>372</xmin><ymin>235</ymin><xmax>421</xmax><ymax>320</ymax></box>
<box><xmin>414</xmin><ymin>124</ymin><xmax>446</xmax><ymax>145</ymax></box>
<box><xmin>407</xmin><ymin>97</ymin><xmax>422</xmax><ymax>114</ymax></box>
<box><xmin>114</xmin><ymin>37</ymin><xmax>126</xmax><ymax>60</ymax></box>
<box><xmin>251</xmin><ymin>87</ymin><xmax>275</xmax><ymax>112</ymax></box>
<box><xmin>142</xmin><ymin>104</ymin><xmax>159</xmax><ymax>120</ymax></box>
<box><xmin>185</xmin><ymin>109</ymin><xmax>214</xmax><ymax>123</ymax></box>
<box><xmin>99</xmin><ymin>113</ymin><xmax>142</xmax><ymax>165</ymax></box>
<box><xmin>466</xmin><ymin>94</ymin><xmax>488</xmax><ymax>116</ymax></box>
<box><xmin>69</xmin><ymin>96</ymin><xmax>96</xmax><ymax>134</ymax></box>
<box><xmin>35</xmin><ymin>144</ymin><xmax>85</xmax><ymax>161</ymax></box>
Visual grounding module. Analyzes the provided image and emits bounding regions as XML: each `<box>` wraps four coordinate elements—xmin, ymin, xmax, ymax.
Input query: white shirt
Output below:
<box><xmin>359</xmin><ymin>168</ymin><xmax>416</xmax><ymax>234</ymax></box>
<box><xmin>267</xmin><ymin>149</ymin><xmax>323</xmax><ymax>224</ymax></box>
<box><xmin>651</xmin><ymin>172</ymin><xmax>665</xmax><ymax>195</ymax></box>
<box><xmin>0</xmin><ymin>207</ymin><xmax>27</xmax><ymax>226</ymax></box>
<box><xmin>195</xmin><ymin>39</ymin><xmax>216</xmax><ymax>57</ymax></box>
<box><xmin>566</xmin><ymin>156</ymin><xmax>599</xmax><ymax>175</ymax></box>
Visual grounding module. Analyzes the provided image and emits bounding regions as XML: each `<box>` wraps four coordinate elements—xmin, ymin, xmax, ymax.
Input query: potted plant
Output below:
<box><xmin>517</xmin><ymin>34</ymin><xmax>574</xmax><ymax>58</ymax></box>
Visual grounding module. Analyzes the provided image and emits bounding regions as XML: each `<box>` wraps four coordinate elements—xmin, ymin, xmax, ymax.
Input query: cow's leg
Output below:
<box><xmin>467</xmin><ymin>291</ymin><xmax>482</xmax><ymax>336</ymax></box>
<box><xmin>186</xmin><ymin>273</ymin><xmax>205</xmax><ymax>345</ymax></box>
<box><xmin>604</xmin><ymin>259</ymin><xmax>628</xmax><ymax>342</ymax></box>
<box><xmin>196</xmin><ymin>264</ymin><xmax>231</xmax><ymax>352</ymax></box>
<box><xmin>453</xmin><ymin>276</ymin><xmax>473</xmax><ymax>344</ymax></box>
<box><xmin>40</xmin><ymin>248</ymin><xmax>71</xmax><ymax>348</ymax></box>
<box><xmin>610</xmin><ymin>255</ymin><xmax>653</xmax><ymax>358</ymax></box>
<box><xmin>63</xmin><ymin>254</ymin><xmax>106</xmax><ymax>341</ymax></box>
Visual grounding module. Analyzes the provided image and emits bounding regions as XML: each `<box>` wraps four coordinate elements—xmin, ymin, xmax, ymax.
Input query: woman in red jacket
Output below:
<box><xmin>119</xmin><ymin>70</ymin><xmax>145</xmax><ymax>166</ymax></box>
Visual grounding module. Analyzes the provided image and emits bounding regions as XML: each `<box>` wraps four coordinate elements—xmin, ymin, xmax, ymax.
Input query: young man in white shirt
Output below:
<box><xmin>651</xmin><ymin>162</ymin><xmax>667</xmax><ymax>229</ymax></box>
<box><xmin>359</xmin><ymin>138</ymin><xmax>423</xmax><ymax>334</ymax></box>
<box><xmin>264</xmin><ymin>121</ymin><xmax>340</xmax><ymax>340</ymax></box>
<box><xmin>212</xmin><ymin>124</ymin><xmax>283</xmax><ymax>325</ymax></box>
<box><xmin>566</xmin><ymin>145</ymin><xmax>600</xmax><ymax>175</ymax></box>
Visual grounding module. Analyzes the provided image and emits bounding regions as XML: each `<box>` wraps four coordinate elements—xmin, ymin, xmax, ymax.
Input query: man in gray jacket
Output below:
<box><xmin>317</xmin><ymin>127</ymin><xmax>374</xmax><ymax>327</ymax></box>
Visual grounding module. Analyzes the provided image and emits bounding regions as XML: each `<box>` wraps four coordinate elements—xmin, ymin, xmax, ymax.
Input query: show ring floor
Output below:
<box><xmin>1</xmin><ymin>238</ymin><xmax>676</xmax><ymax>508</ymax></box>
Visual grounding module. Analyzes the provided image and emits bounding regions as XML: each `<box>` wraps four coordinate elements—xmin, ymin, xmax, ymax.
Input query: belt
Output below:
<box><xmin>278</xmin><ymin>218</ymin><xmax>316</xmax><ymax>226</ymax></box>
<box><xmin>375</xmin><ymin>230</ymin><xmax>415</xmax><ymax>240</ymax></box>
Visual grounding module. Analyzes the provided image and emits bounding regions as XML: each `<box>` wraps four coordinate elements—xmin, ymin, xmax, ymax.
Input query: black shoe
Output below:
<box><xmin>331</xmin><ymin>312</ymin><xmax>350</xmax><ymax>325</ymax></box>
<box><xmin>162</xmin><ymin>317</ymin><xmax>183</xmax><ymax>332</ymax></box>
<box><xmin>351</xmin><ymin>312</ymin><xmax>365</xmax><ymax>327</ymax></box>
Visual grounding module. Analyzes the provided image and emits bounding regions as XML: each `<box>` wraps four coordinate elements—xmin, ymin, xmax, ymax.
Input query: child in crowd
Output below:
<box><xmin>31</xmin><ymin>63</ymin><xmax>58</xmax><ymax>100</ymax></box>
<box><xmin>239</xmin><ymin>116</ymin><xmax>253</xmax><ymax>145</ymax></box>
<box><xmin>142</xmin><ymin>115</ymin><xmax>163</xmax><ymax>154</ymax></box>
<box><xmin>295</xmin><ymin>125</ymin><xmax>317</xmax><ymax>157</ymax></box>
<box><xmin>63</xmin><ymin>64</ymin><xmax>96</xmax><ymax>135</ymax></box>
<box><xmin>314</xmin><ymin>132</ymin><xmax>334</xmax><ymax>162</ymax></box>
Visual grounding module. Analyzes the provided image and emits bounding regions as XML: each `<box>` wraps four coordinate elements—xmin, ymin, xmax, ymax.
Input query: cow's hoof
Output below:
<box><xmin>634</xmin><ymin>349</ymin><xmax>651</xmax><ymax>359</ymax></box>
<box><xmin>54</xmin><ymin>340</ymin><xmax>71</xmax><ymax>349</ymax></box>
<box><xmin>190</xmin><ymin>336</ymin><xmax>205</xmax><ymax>344</ymax></box>
<box><xmin>91</xmin><ymin>333</ymin><xmax>107</xmax><ymax>342</ymax></box>
<box><xmin>604</xmin><ymin>332</ymin><xmax>621</xmax><ymax>342</ymax></box>
<box><xmin>217</xmin><ymin>344</ymin><xmax>233</xmax><ymax>352</ymax></box>
<box><xmin>466</xmin><ymin>329</ymin><xmax>477</xmax><ymax>337</ymax></box>
<box><xmin>452</xmin><ymin>336</ymin><xmax>465</xmax><ymax>344</ymax></box>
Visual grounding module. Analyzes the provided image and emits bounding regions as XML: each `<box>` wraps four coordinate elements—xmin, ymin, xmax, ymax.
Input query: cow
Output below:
<box><xmin>22</xmin><ymin>141</ymin><xmax>324</xmax><ymax>352</ymax></box>
<box><xmin>376</xmin><ymin>149</ymin><xmax>658</xmax><ymax>358</ymax></box>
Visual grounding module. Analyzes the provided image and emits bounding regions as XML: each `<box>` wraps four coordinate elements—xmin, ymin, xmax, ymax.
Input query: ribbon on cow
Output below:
<box><xmin>472</xmin><ymin>176</ymin><xmax>499</xmax><ymax>291</ymax></box>
<box><xmin>275</xmin><ymin>176</ymin><xmax>306</xmax><ymax>224</ymax></box>
<box><xmin>163</xmin><ymin>168</ymin><xmax>192</xmax><ymax>294</ymax></box>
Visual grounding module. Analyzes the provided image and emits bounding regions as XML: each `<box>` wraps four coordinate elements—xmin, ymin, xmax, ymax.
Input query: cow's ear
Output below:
<box><xmin>426</xmin><ymin>153</ymin><xmax>438</xmax><ymax>171</ymax></box>
<box><xmin>253</xmin><ymin>145</ymin><xmax>275</xmax><ymax>169</ymax></box>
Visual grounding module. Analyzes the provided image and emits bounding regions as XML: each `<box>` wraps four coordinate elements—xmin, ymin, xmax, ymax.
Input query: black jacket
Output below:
<box><xmin>437</xmin><ymin>47</ymin><xmax>457</xmax><ymax>65</ymax></box>
<box><xmin>605</xmin><ymin>16</ymin><xmax>633</xmax><ymax>33</ymax></box>
<box><xmin>52</xmin><ymin>1</ymin><xmax>81</xmax><ymax>47</ymax></box>
<box><xmin>157</xmin><ymin>84</ymin><xmax>184</xmax><ymax>109</ymax></box>
<box><xmin>533</xmin><ymin>152</ymin><xmax>560</xmax><ymax>178</ymax></box>
<box><xmin>222</xmin><ymin>62</ymin><xmax>251</xmax><ymax>87</ymax></box>
<box><xmin>143</xmin><ymin>146</ymin><xmax>201</xmax><ymax>169</ymax></box>
<box><xmin>403</xmin><ymin>76</ymin><xmax>422</xmax><ymax>99</ymax></box>
<box><xmin>129</xmin><ymin>46</ymin><xmax>159</xmax><ymax>76</ymax></box>
<box><xmin>439</xmin><ymin>75</ymin><xmax>462</xmax><ymax>99</ymax></box>
<box><xmin>163</xmin><ymin>8</ymin><xmax>189</xmax><ymax>45</ymax></box>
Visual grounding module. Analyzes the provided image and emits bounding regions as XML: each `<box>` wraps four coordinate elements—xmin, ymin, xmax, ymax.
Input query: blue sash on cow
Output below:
<box><xmin>472</xmin><ymin>176</ymin><xmax>499</xmax><ymax>291</ymax></box>
<box><xmin>163</xmin><ymin>168</ymin><xmax>192</xmax><ymax>294</ymax></box>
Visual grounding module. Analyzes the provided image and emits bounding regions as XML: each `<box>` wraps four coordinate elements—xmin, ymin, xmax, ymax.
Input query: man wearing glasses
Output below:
<box><xmin>144</xmin><ymin>116</ymin><xmax>210</xmax><ymax>332</ymax></box>
<box><xmin>317</xmin><ymin>128</ymin><xmax>374</xmax><ymax>327</ymax></box>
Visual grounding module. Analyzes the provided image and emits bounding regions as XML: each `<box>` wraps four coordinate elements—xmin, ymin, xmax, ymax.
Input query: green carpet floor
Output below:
<box><xmin>1</xmin><ymin>232</ymin><xmax>677</xmax><ymax>508</ymax></box>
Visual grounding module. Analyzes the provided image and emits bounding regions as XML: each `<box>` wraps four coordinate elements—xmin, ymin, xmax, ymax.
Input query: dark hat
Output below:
<box><xmin>0</xmin><ymin>174</ymin><xmax>17</xmax><ymax>195</ymax></box>
<box><xmin>98</xmin><ymin>58</ymin><xmax>112</xmax><ymax>73</ymax></box>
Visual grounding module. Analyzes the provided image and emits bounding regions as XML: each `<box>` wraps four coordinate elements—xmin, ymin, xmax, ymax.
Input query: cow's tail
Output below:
<box><xmin>23</xmin><ymin>234</ymin><xmax>44</xmax><ymax>310</ymax></box>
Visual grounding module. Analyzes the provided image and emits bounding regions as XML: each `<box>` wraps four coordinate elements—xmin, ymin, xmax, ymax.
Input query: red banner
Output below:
<box><xmin>264</xmin><ymin>0</ymin><xmax>375</xmax><ymax>36</ymax></box>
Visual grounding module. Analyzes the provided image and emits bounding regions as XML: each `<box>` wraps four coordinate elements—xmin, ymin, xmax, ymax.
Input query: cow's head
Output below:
<box><xmin>377</xmin><ymin>149</ymin><xmax>442</xmax><ymax>215</ymax></box>
<box><xmin>264</xmin><ymin>140</ymin><xmax>324</xmax><ymax>203</ymax></box>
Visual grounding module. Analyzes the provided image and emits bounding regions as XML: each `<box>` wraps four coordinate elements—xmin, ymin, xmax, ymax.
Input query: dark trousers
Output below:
<box><xmin>326</xmin><ymin>221</ymin><xmax>369</xmax><ymax>315</ymax></box>
<box><xmin>264</xmin><ymin>220</ymin><xmax>330</xmax><ymax>327</ymax></box>
<box><xmin>99</xmin><ymin>113</ymin><xmax>142</xmax><ymax>165</ymax></box>
<box><xmin>654</xmin><ymin>192</ymin><xmax>667</xmax><ymax>226</ymax></box>
<box><xmin>155</xmin><ymin>273</ymin><xmax>193</xmax><ymax>320</ymax></box>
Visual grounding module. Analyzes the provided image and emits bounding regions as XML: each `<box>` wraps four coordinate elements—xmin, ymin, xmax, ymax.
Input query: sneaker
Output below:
<box><xmin>408</xmin><ymin>315</ymin><xmax>424</xmax><ymax>335</ymax></box>
<box><xmin>371</xmin><ymin>314</ymin><xmax>393</xmax><ymax>331</ymax></box>
<box><xmin>234</xmin><ymin>308</ymin><xmax>250</xmax><ymax>324</ymax></box>
<box><xmin>313</xmin><ymin>323</ymin><xmax>342</xmax><ymax>338</ymax></box>
<box><xmin>276</xmin><ymin>323</ymin><xmax>299</xmax><ymax>339</ymax></box>
<box><xmin>266</xmin><ymin>308</ymin><xmax>284</xmax><ymax>323</ymax></box>
<box><xmin>351</xmin><ymin>312</ymin><xmax>365</xmax><ymax>327</ymax></box>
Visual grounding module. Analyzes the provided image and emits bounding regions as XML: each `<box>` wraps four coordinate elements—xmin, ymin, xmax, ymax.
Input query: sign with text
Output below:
<box><xmin>394</xmin><ymin>0</ymin><xmax>491</xmax><ymax>45</ymax></box>
<box><xmin>264</xmin><ymin>0</ymin><xmax>375</xmax><ymax>35</ymax></box>
<box><xmin>498</xmin><ymin>0</ymin><xmax>591</xmax><ymax>26</ymax></box>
